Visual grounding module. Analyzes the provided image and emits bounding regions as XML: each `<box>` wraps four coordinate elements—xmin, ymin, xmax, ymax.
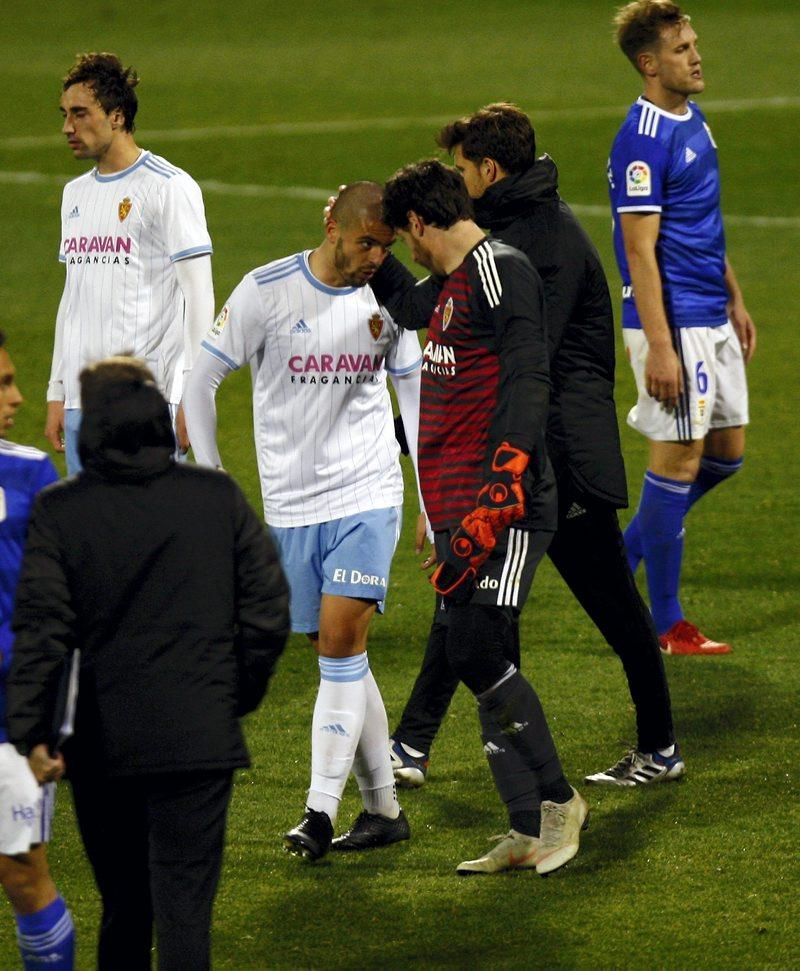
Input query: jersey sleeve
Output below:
<box><xmin>609</xmin><ymin>126</ymin><xmax>670</xmax><ymax>215</ymax></box>
<box><xmin>385</xmin><ymin>326</ymin><xmax>422</xmax><ymax>376</ymax></box>
<box><xmin>160</xmin><ymin>173</ymin><xmax>213</xmax><ymax>263</ymax></box>
<box><xmin>57</xmin><ymin>187</ymin><xmax>68</xmax><ymax>264</ymax></box>
<box><xmin>199</xmin><ymin>273</ymin><xmax>265</xmax><ymax>371</ymax></box>
<box><xmin>370</xmin><ymin>253</ymin><xmax>442</xmax><ymax>331</ymax></box>
<box><xmin>482</xmin><ymin>247</ymin><xmax>550</xmax><ymax>457</ymax></box>
<box><xmin>33</xmin><ymin>457</ymin><xmax>60</xmax><ymax>493</ymax></box>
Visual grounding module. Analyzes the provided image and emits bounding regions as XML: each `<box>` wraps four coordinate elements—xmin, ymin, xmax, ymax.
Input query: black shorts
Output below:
<box><xmin>434</xmin><ymin>526</ymin><xmax>553</xmax><ymax>615</ymax></box>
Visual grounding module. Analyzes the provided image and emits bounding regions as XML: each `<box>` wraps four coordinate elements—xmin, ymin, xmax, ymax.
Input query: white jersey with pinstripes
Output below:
<box><xmin>52</xmin><ymin>150</ymin><xmax>213</xmax><ymax>407</ymax></box>
<box><xmin>200</xmin><ymin>250</ymin><xmax>422</xmax><ymax>528</ymax></box>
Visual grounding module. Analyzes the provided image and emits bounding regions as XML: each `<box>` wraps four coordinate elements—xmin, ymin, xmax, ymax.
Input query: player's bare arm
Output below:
<box><xmin>724</xmin><ymin>256</ymin><xmax>756</xmax><ymax>364</ymax></box>
<box><xmin>44</xmin><ymin>400</ymin><xmax>65</xmax><ymax>453</ymax></box>
<box><xmin>620</xmin><ymin>211</ymin><xmax>683</xmax><ymax>410</ymax></box>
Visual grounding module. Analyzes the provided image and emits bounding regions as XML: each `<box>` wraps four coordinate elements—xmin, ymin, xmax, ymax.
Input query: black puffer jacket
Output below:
<box><xmin>474</xmin><ymin>156</ymin><xmax>628</xmax><ymax>507</ymax></box>
<box><xmin>8</xmin><ymin>382</ymin><xmax>290</xmax><ymax>776</ymax></box>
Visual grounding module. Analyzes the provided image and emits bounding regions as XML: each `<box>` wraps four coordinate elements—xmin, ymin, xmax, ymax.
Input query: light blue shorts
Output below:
<box><xmin>64</xmin><ymin>408</ymin><xmax>83</xmax><ymax>475</ymax></box>
<box><xmin>271</xmin><ymin>506</ymin><xmax>402</xmax><ymax>634</ymax></box>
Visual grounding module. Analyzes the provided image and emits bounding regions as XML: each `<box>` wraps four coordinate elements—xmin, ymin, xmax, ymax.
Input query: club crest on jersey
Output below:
<box><xmin>442</xmin><ymin>297</ymin><xmax>454</xmax><ymax>331</ymax></box>
<box><xmin>368</xmin><ymin>313</ymin><xmax>384</xmax><ymax>341</ymax></box>
<box><xmin>626</xmin><ymin>161</ymin><xmax>651</xmax><ymax>197</ymax></box>
<box><xmin>118</xmin><ymin>197</ymin><xmax>132</xmax><ymax>221</ymax></box>
<box><xmin>210</xmin><ymin>305</ymin><xmax>230</xmax><ymax>338</ymax></box>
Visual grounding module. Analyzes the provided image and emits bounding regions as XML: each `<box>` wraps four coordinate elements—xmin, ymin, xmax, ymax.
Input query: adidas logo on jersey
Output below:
<box><xmin>291</xmin><ymin>319</ymin><xmax>311</xmax><ymax>335</ymax></box>
<box><xmin>566</xmin><ymin>502</ymin><xmax>587</xmax><ymax>520</ymax></box>
<box><xmin>68</xmin><ymin>205</ymin><xmax>80</xmax><ymax>219</ymax></box>
<box><xmin>685</xmin><ymin>146</ymin><xmax>697</xmax><ymax>165</ymax></box>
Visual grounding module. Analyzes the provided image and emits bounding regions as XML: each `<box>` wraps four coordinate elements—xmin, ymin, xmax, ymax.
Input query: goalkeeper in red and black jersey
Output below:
<box><xmin>376</xmin><ymin>159</ymin><xmax>588</xmax><ymax>876</ymax></box>
<box><xmin>378</xmin><ymin>104</ymin><xmax>679</xmax><ymax>802</ymax></box>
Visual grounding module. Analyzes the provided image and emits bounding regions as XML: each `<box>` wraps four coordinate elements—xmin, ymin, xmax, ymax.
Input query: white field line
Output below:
<box><xmin>2</xmin><ymin>96</ymin><xmax>800</xmax><ymax>149</ymax></box>
<box><xmin>1</xmin><ymin>170</ymin><xmax>798</xmax><ymax>229</ymax></box>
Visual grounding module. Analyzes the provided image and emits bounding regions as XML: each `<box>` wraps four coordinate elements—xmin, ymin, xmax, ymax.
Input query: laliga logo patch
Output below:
<box><xmin>368</xmin><ymin>312</ymin><xmax>384</xmax><ymax>341</ymax></box>
<box><xmin>625</xmin><ymin>161</ymin><xmax>651</xmax><ymax>197</ymax></box>
<box><xmin>210</xmin><ymin>305</ymin><xmax>230</xmax><ymax>338</ymax></box>
<box><xmin>442</xmin><ymin>297</ymin><xmax>454</xmax><ymax>331</ymax></box>
<box><xmin>118</xmin><ymin>196</ymin><xmax>132</xmax><ymax>221</ymax></box>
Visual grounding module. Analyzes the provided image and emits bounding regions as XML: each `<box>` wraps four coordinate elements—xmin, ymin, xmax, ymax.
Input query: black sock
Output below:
<box><xmin>479</xmin><ymin>670</ymin><xmax>567</xmax><ymax>789</ymax></box>
<box><xmin>509</xmin><ymin>811</ymin><xmax>540</xmax><ymax>837</ymax></box>
<box><xmin>478</xmin><ymin>702</ymin><xmax>541</xmax><ymax>834</ymax></box>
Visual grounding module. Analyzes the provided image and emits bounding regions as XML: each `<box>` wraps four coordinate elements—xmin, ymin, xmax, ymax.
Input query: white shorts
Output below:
<box><xmin>624</xmin><ymin>322</ymin><xmax>749</xmax><ymax>442</ymax></box>
<box><xmin>0</xmin><ymin>743</ymin><xmax>54</xmax><ymax>855</ymax></box>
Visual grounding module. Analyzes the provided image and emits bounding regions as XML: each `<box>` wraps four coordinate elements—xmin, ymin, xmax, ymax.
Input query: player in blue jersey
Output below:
<box><xmin>0</xmin><ymin>331</ymin><xmax>74</xmax><ymax>969</ymax></box>
<box><xmin>608</xmin><ymin>1</ymin><xmax>756</xmax><ymax>656</ymax></box>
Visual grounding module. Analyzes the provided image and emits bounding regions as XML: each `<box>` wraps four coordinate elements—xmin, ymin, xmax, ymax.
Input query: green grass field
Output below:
<box><xmin>1</xmin><ymin>1</ymin><xmax>798</xmax><ymax>967</ymax></box>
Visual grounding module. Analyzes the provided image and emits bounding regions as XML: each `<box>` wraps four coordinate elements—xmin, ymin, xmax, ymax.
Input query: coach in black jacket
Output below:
<box><xmin>380</xmin><ymin>104</ymin><xmax>680</xmax><ymax>793</ymax></box>
<box><xmin>8</xmin><ymin>357</ymin><xmax>290</xmax><ymax>970</ymax></box>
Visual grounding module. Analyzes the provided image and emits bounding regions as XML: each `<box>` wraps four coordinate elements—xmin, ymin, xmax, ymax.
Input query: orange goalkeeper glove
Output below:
<box><xmin>431</xmin><ymin>443</ymin><xmax>529</xmax><ymax>601</ymax></box>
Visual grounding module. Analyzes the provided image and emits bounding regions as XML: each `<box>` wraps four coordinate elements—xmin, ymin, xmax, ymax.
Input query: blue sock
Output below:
<box><xmin>638</xmin><ymin>472</ymin><xmax>691</xmax><ymax>635</ymax></box>
<box><xmin>623</xmin><ymin>513</ymin><xmax>643</xmax><ymax>573</ymax></box>
<box><xmin>688</xmin><ymin>455</ymin><xmax>743</xmax><ymax>511</ymax></box>
<box><xmin>16</xmin><ymin>895</ymin><xmax>75</xmax><ymax>970</ymax></box>
<box><xmin>627</xmin><ymin>456</ymin><xmax>742</xmax><ymax>572</ymax></box>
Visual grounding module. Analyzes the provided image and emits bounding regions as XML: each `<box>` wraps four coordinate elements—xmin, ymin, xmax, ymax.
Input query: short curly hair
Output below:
<box><xmin>382</xmin><ymin>159</ymin><xmax>473</xmax><ymax>231</ymax></box>
<box><xmin>63</xmin><ymin>52</ymin><xmax>140</xmax><ymax>132</ymax></box>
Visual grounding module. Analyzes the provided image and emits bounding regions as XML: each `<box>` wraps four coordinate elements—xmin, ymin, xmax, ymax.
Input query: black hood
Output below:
<box><xmin>78</xmin><ymin>380</ymin><xmax>174</xmax><ymax>480</ymax></box>
<box><xmin>474</xmin><ymin>154</ymin><xmax>560</xmax><ymax>231</ymax></box>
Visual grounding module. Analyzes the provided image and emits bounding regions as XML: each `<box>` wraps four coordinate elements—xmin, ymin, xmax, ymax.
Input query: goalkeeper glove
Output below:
<box><xmin>431</xmin><ymin>522</ymin><xmax>492</xmax><ymax>601</ymax></box>
<box><xmin>431</xmin><ymin>443</ymin><xmax>530</xmax><ymax>601</ymax></box>
<box><xmin>473</xmin><ymin>441</ymin><xmax>529</xmax><ymax>528</ymax></box>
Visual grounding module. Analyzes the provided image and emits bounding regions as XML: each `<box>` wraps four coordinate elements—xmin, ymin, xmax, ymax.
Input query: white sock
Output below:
<box><xmin>352</xmin><ymin>664</ymin><xmax>400</xmax><ymax>819</ymax></box>
<box><xmin>657</xmin><ymin>744</ymin><xmax>676</xmax><ymax>758</ymax></box>
<box><xmin>306</xmin><ymin>654</ymin><xmax>368</xmax><ymax>823</ymax></box>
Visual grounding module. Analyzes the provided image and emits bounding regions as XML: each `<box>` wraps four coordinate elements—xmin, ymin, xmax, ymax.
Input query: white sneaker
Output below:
<box><xmin>456</xmin><ymin>830</ymin><xmax>542</xmax><ymax>876</ymax></box>
<box><xmin>536</xmin><ymin>787</ymin><xmax>589</xmax><ymax>875</ymax></box>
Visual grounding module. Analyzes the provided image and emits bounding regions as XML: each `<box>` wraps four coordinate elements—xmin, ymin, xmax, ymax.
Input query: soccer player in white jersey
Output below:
<box><xmin>0</xmin><ymin>331</ymin><xmax>75</xmax><ymax>969</ymax></box>
<box><xmin>608</xmin><ymin>2</ymin><xmax>756</xmax><ymax>656</ymax></box>
<box><xmin>46</xmin><ymin>52</ymin><xmax>214</xmax><ymax>473</ymax></box>
<box><xmin>184</xmin><ymin>182</ymin><xmax>423</xmax><ymax>861</ymax></box>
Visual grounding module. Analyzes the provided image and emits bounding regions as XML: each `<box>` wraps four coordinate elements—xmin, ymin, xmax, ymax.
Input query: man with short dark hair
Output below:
<box><xmin>47</xmin><ymin>52</ymin><xmax>214</xmax><ymax>472</ymax></box>
<box><xmin>380</xmin><ymin>159</ymin><xmax>588</xmax><ymax>876</ymax></box>
<box><xmin>9</xmin><ymin>356</ymin><xmax>290</xmax><ymax>970</ymax></box>
<box><xmin>185</xmin><ymin>182</ymin><xmax>422</xmax><ymax>862</ymax></box>
<box><xmin>0</xmin><ymin>330</ymin><xmax>74</xmax><ymax>969</ymax></box>
<box><xmin>381</xmin><ymin>103</ymin><xmax>681</xmax><ymax>791</ymax></box>
<box><xmin>609</xmin><ymin>2</ymin><xmax>755</xmax><ymax>655</ymax></box>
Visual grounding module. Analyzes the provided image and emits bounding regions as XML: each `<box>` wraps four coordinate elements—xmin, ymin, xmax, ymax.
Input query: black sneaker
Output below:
<box><xmin>283</xmin><ymin>808</ymin><xmax>333</xmax><ymax>861</ymax></box>
<box><xmin>331</xmin><ymin>809</ymin><xmax>410</xmax><ymax>852</ymax></box>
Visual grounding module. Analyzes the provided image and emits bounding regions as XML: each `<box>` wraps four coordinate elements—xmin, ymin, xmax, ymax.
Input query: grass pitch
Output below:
<box><xmin>1</xmin><ymin>1</ymin><xmax>798</xmax><ymax>967</ymax></box>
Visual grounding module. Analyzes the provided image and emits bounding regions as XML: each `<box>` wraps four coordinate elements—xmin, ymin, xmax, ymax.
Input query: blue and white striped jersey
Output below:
<box><xmin>0</xmin><ymin>441</ymin><xmax>58</xmax><ymax>739</ymax></box>
<box><xmin>52</xmin><ymin>150</ymin><xmax>213</xmax><ymax>407</ymax></box>
<box><xmin>196</xmin><ymin>251</ymin><xmax>422</xmax><ymax>528</ymax></box>
<box><xmin>608</xmin><ymin>97</ymin><xmax>729</xmax><ymax>329</ymax></box>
